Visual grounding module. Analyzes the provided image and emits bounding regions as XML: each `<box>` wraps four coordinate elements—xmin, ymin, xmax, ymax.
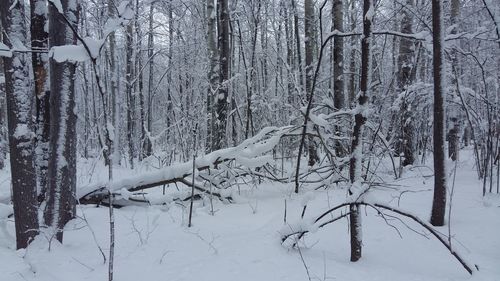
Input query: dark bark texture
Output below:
<box><xmin>214</xmin><ymin>0</ymin><xmax>230</xmax><ymax>150</ymax></box>
<box><xmin>0</xmin><ymin>0</ymin><xmax>39</xmax><ymax>249</ymax></box>
<box><xmin>430</xmin><ymin>0</ymin><xmax>447</xmax><ymax>227</ymax></box>
<box><xmin>44</xmin><ymin>0</ymin><xmax>79</xmax><ymax>242</ymax></box>
<box><xmin>348</xmin><ymin>0</ymin><xmax>374</xmax><ymax>262</ymax></box>
<box><xmin>30</xmin><ymin>0</ymin><xmax>51</xmax><ymax>203</ymax></box>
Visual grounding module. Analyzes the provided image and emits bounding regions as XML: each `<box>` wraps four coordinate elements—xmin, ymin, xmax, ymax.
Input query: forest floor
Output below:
<box><xmin>0</xmin><ymin>148</ymin><xmax>499</xmax><ymax>281</ymax></box>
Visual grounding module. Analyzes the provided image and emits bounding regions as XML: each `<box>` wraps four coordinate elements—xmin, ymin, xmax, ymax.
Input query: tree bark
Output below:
<box><xmin>430</xmin><ymin>0</ymin><xmax>447</xmax><ymax>227</ymax></box>
<box><xmin>0</xmin><ymin>0</ymin><xmax>39</xmax><ymax>249</ymax></box>
<box><xmin>108</xmin><ymin>0</ymin><xmax>120</xmax><ymax>165</ymax></box>
<box><xmin>214</xmin><ymin>0</ymin><xmax>230</xmax><ymax>150</ymax></box>
<box><xmin>348</xmin><ymin>0</ymin><xmax>357</xmax><ymax>105</ymax></box>
<box><xmin>126</xmin><ymin>11</ymin><xmax>135</xmax><ymax>168</ymax></box>
<box><xmin>332</xmin><ymin>0</ymin><xmax>344</xmax><ymax>110</ymax></box>
<box><xmin>304</xmin><ymin>0</ymin><xmax>319</xmax><ymax>167</ymax></box>
<box><xmin>146</xmin><ymin>2</ymin><xmax>154</xmax><ymax>157</ymax></box>
<box><xmin>0</xmin><ymin>49</ymin><xmax>6</xmax><ymax>170</ymax></box>
<box><xmin>398</xmin><ymin>0</ymin><xmax>416</xmax><ymax>166</ymax></box>
<box><xmin>332</xmin><ymin>0</ymin><xmax>345</xmax><ymax>156</ymax></box>
<box><xmin>448</xmin><ymin>0</ymin><xmax>460</xmax><ymax>161</ymax></box>
<box><xmin>30</xmin><ymin>0</ymin><xmax>50</xmax><ymax>203</ymax></box>
<box><xmin>206</xmin><ymin>0</ymin><xmax>218</xmax><ymax>153</ymax></box>
<box><xmin>44</xmin><ymin>0</ymin><xmax>79</xmax><ymax>243</ymax></box>
<box><xmin>136</xmin><ymin>0</ymin><xmax>151</xmax><ymax>160</ymax></box>
<box><xmin>348</xmin><ymin>0</ymin><xmax>374</xmax><ymax>262</ymax></box>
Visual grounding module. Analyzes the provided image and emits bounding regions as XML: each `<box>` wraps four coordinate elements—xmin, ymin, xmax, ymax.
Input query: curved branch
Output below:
<box><xmin>282</xmin><ymin>201</ymin><xmax>478</xmax><ymax>275</ymax></box>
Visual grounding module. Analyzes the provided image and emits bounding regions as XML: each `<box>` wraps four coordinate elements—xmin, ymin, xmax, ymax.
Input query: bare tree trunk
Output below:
<box><xmin>349</xmin><ymin>0</ymin><xmax>374</xmax><ymax>262</ymax></box>
<box><xmin>206</xmin><ymin>0</ymin><xmax>218</xmax><ymax>153</ymax></box>
<box><xmin>430</xmin><ymin>0</ymin><xmax>447</xmax><ymax>227</ymax></box>
<box><xmin>332</xmin><ymin>0</ymin><xmax>344</xmax><ymax>110</ymax></box>
<box><xmin>30</xmin><ymin>0</ymin><xmax>50</xmax><ymax>204</ymax></box>
<box><xmin>448</xmin><ymin>0</ymin><xmax>460</xmax><ymax>161</ymax></box>
<box><xmin>166</xmin><ymin>1</ymin><xmax>173</xmax><ymax>152</ymax></box>
<box><xmin>284</xmin><ymin>1</ymin><xmax>294</xmax><ymax>113</ymax></box>
<box><xmin>292</xmin><ymin>0</ymin><xmax>304</xmax><ymax>96</ymax></box>
<box><xmin>126</xmin><ymin>14</ymin><xmax>135</xmax><ymax>168</ymax></box>
<box><xmin>108</xmin><ymin>0</ymin><xmax>120</xmax><ymax>165</ymax></box>
<box><xmin>332</xmin><ymin>0</ymin><xmax>345</xmax><ymax>156</ymax></box>
<box><xmin>0</xmin><ymin>0</ymin><xmax>39</xmax><ymax>249</ymax></box>
<box><xmin>214</xmin><ymin>0</ymin><xmax>230</xmax><ymax>150</ymax></box>
<box><xmin>44</xmin><ymin>0</ymin><xmax>79</xmax><ymax>243</ymax></box>
<box><xmin>0</xmin><ymin>49</ymin><xmax>6</xmax><ymax>170</ymax></box>
<box><xmin>135</xmin><ymin>0</ymin><xmax>151</xmax><ymax>161</ymax></box>
<box><xmin>245</xmin><ymin>0</ymin><xmax>261</xmax><ymax>140</ymax></box>
<box><xmin>348</xmin><ymin>0</ymin><xmax>357</xmax><ymax>105</ymax></box>
<box><xmin>146</xmin><ymin>2</ymin><xmax>154</xmax><ymax>157</ymax></box>
<box><xmin>398</xmin><ymin>0</ymin><xmax>416</xmax><ymax>166</ymax></box>
<box><xmin>304</xmin><ymin>0</ymin><xmax>319</xmax><ymax>167</ymax></box>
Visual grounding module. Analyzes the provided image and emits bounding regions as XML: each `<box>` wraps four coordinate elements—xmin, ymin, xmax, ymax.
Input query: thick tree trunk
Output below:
<box><xmin>398</xmin><ymin>0</ymin><xmax>416</xmax><ymax>166</ymax></box>
<box><xmin>206</xmin><ymin>0</ymin><xmax>218</xmax><ymax>153</ymax></box>
<box><xmin>430</xmin><ymin>0</ymin><xmax>447</xmax><ymax>227</ymax></box>
<box><xmin>0</xmin><ymin>0</ymin><xmax>39</xmax><ymax>249</ymax></box>
<box><xmin>349</xmin><ymin>0</ymin><xmax>374</xmax><ymax>262</ymax></box>
<box><xmin>44</xmin><ymin>0</ymin><xmax>79</xmax><ymax>243</ymax></box>
<box><xmin>30</xmin><ymin>0</ymin><xmax>50</xmax><ymax>203</ymax></box>
<box><xmin>214</xmin><ymin>0</ymin><xmax>230</xmax><ymax>150</ymax></box>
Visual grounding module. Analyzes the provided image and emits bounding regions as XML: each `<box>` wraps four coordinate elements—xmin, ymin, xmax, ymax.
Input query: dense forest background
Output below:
<box><xmin>0</xmin><ymin>0</ymin><xmax>499</xmax><ymax>280</ymax></box>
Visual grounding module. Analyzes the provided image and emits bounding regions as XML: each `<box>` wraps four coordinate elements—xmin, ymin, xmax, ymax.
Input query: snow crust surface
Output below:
<box><xmin>0</xmin><ymin>149</ymin><xmax>499</xmax><ymax>281</ymax></box>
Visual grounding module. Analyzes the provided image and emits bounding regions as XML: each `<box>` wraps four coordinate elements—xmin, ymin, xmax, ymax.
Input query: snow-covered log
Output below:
<box><xmin>79</xmin><ymin>126</ymin><xmax>299</xmax><ymax>205</ymax></box>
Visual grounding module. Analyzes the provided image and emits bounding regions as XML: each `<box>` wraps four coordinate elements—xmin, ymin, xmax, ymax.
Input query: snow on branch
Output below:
<box><xmin>0</xmin><ymin>43</ymin><xmax>13</xmax><ymax>57</ymax></box>
<box><xmin>48</xmin><ymin>0</ymin><xmax>133</xmax><ymax>62</ymax></box>
<box><xmin>281</xmin><ymin>200</ymin><xmax>479</xmax><ymax>275</ymax></box>
<box><xmin>79</xmin><ymin>126</ymin><xmax>300</xmax><ymax>203</ymax></box>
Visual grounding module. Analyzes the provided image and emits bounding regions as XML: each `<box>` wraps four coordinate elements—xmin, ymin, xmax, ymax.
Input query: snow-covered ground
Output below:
<box><xmin>0</xmin><ymin>148</ymin><xmax>499</xmax><ymax>281</ymax></box>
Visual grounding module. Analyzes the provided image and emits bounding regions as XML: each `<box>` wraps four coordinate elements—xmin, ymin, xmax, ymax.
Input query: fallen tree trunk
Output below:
<box><xmin>79</xmin><ymin>126</ymin><xmax>300</xmax><ymax>204</ymax></box>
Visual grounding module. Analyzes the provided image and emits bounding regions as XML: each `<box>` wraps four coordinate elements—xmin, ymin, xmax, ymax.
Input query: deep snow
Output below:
<box><xmin>0</xmin><ymin>148</ymin><xmax>499</xmax><ymax>281</ymax></box>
